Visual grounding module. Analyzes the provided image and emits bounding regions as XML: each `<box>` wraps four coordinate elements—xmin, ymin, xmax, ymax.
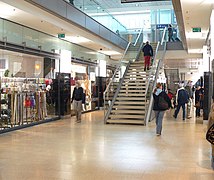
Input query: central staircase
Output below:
<box><xmin>106</xmin><ymin>60</ymin><xmax>151</xmax><ymax>125</ymax></box>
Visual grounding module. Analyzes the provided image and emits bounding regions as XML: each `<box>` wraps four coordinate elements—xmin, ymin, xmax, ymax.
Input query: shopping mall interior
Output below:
<box><xmin>0</xmin><ymin>0</ymin><xmax>214</xmax><ymax>179</ymax></box>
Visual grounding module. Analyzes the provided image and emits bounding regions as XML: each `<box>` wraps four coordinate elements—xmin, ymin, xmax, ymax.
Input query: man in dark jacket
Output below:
<box><xmin>173</xmin><ymin>83</ymin><xmax>189</xmax><ymax>120</ymax></box>
<box><xmin>142</xmin><ymin>41</ymin><xmax>153</xmax><ymax>71</ymax></box>
<box><xmin>72</xmin><ymin>81</ymin><xmax>84</xmax><ymax>123</ymax></box>
<box><xmin>185</xmin><ymin>81</ymin><xmax>193</xmax><ymax>118</ymax></box>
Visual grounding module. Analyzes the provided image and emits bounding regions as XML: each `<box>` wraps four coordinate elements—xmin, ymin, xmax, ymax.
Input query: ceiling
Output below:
<box><xmin>73</xmin><ymin>0</ymin><xmax>172</xmax><ymax>11</ymax></box>
<box><xmin>173</xmin><ymin>0</ymin><xmax>213</xmax><ymax>54</ymax></box>
<box><xmin>0</xmin><ymin>0</ymin><xmax>124</xmax><ymax>58</ymax></box>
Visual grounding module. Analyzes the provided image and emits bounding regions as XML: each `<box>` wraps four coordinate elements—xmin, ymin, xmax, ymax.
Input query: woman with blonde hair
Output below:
<box><xmin>153</xmin><ymin>83</ymin><xmax>171</xmax><ymax>136</ymax></box>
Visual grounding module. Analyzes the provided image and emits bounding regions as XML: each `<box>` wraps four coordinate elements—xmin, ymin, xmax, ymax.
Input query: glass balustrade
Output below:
<box><xmin>0</xmin><ymin>18</ymin><xmax>110</xmax><ymax>63</ymax></box>
<box><xmin>69</xmin><ymin>0</ymin><xmax>128</xmax><ymax>40</ymax></box>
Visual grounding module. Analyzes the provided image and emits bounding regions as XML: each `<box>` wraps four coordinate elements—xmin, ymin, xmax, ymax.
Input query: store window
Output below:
<box><xmin>0</xmin><ymin>50</ymin><xmax>60</xmax><ymax>131</ymax></box>
<box><xmin>71</xmin><ymin>63</ymin><xmax>93</xmax><ymax>113</ymax></box>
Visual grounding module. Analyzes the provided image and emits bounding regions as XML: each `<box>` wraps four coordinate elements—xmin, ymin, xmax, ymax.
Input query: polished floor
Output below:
<box><xmin>0</xmin><ymin>108</ymin><xmax>213</xmax><ymax>180</ymax></box>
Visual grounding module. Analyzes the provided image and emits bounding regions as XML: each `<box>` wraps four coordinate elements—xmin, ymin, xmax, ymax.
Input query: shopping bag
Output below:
<box><xmin>206</xmin><ymin>123</ymin><xmax>214</xmax><ymax>145</ymax></box>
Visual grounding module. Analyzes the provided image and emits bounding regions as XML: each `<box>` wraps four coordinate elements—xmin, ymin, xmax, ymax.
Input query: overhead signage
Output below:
<box><xmin>156</xmin><ymin>24</ymin><xmax>168</xmax><ymax>29</ymax></box>
<box><xmin>192</xmin><ymin>27</ymin><xmax>201</xmax><ymax>32</ymax></box>
<box><xmin>121</xmin><ymin>0</ymin><xmax>169</xmax><ymax>3</ymax></box>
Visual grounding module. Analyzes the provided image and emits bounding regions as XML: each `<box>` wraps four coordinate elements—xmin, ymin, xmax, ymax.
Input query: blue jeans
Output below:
<box><xmin>154</xmin><ymin>111</ymin><xmax>165</xmax><ymax>134</ymax></box>
<box><xmin>174</xmin><ymin>103</ymin><xmax>186</xmax><ymax>119</ymax></box>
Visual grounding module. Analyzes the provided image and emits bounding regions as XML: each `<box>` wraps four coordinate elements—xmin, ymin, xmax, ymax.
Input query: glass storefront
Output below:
<box><xmin>70</xmin><ymin>63</ymin><xmax>97</xmax><ymax>114</ymax></box>
<box><xmin>0</xmin><ymin>49</ymin><xmax>60</xmax><ymax>131</ymax></box>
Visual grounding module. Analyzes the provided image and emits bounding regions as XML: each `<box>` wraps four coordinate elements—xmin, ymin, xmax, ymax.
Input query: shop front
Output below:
<box><xmin>70</xmin><ymin>59</ymin><xmax>113</xmax><ymax>114</ymax></box>
<box><xmin>0</xmin><ymin>49</ymin><xmax>60</xmax><ymax>132</ymax></box>
<box><xmin>70</xmin><ymin>62</ymin><xmax>96</xmax><ymax>114</ymax></box>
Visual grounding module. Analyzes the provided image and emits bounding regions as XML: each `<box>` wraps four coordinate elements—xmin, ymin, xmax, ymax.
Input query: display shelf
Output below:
<box><xmin>0</xmin><ymin>77</ymin><xmax>48</xmax><ymax>129</ymax></box>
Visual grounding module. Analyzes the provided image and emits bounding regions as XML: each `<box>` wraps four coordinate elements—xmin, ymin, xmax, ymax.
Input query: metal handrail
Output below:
<box><xmin>103</xmin><ymin>28</ymin><xmax>144</xmax><ymax>121</ymax></box>
<box><xmin>103</xmin><ymin>42</ymin><xmax>130</xmax><ymax>118</ymax></box>
<box><xmin>104</xmin><ymin>61</ymin><xmax>132</xmax><ymax>123</ymax></box>
<box><xmin>133</xmin><ymin>28</ymin><xmax>144</xmax><ymax>46</ymax></box>
<box><xmin>104</xmin><ymin>42</ymin><xmax>131</xmax><ymax>95</ymax></box>
<box><xmin>161</xmin><ymin>27</ymin><xmax>167</xmax><ymax>45</ymax></box>
<box><xmin>145</xmin><ymin>27</ymin><xmax>167</xmax><ymax>125</ymax></box>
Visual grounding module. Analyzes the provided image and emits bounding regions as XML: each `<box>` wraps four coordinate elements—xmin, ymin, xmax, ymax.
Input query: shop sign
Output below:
<box><xmin>192</xmin><ymin>27</ymin><xmax>201</xmax><ymax>32</ymax></box>
<box><xmin>58</xmin><ymin>33</ymin><xmax>65</xmax><ymax>38</ymax></box>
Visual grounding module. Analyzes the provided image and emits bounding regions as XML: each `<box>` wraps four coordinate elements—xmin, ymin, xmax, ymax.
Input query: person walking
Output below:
<box><xmin>69</xmin><ymin>0</ymin><xmax>74</xmax><ymax>5</ymax></box>
<box><xmin>142</xmin><ymin>41</ymin><xmax>153</xmax><ymax>71</ymax></box>
<box><xmin>153</xmin><ymin>83</ymin><xmax>172</xmax><ymax>136</ymax></box>
<box><xmin>168</xmin><ymin>24</ymin><xmax>174</xmax><ymax>42</ymax></box>
<box><xmin>185</xmin><ymin>81</ymin><xmax>193</xmax><ymax>119</ymax></box>
<box><xmin>71</xmin><ymin>81</ymin><xmax>84</xmax><ymax>123</ymax></box>
<box><xmin>173</xmin><ymin>83</ymin><xmax>189</xmax><ymax>120</ymax></box>
<box><xmin>195</xmin><ymin>86</ymin><xmax>202</xmax><ymax>117</ymax></box>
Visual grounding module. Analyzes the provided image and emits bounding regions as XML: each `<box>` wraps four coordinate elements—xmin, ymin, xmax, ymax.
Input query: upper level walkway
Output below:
<box><xmin>0</xmin><ymin>107</ymin><xmax>213</xmax><ymax>179</ymax></box>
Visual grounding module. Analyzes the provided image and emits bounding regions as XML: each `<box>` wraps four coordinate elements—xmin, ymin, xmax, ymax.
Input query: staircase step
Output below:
<box><xmin>118</xmin><ymin>93</ymin><xmax>146</xmax><ymax>96</ymax></box>
<box><xmin>120</xmin><ymin>87</ymin><xmax>146</xmax><ymax>90</ymax></box>
<box><xmin>126</xmin><ymin>72</ymin><xmax>149</xmax><ymax>76</ymax></box>
<box><xmin>124</xmin><ymin>79</ymin><xmax>147</xmax><ymax>82</ymax></box>
<box><xmin>113</xmin><ymin>105</ymin><xmax>146</xmax><ymax>109</ymax></box>
<box><xmin>125</xmin><ymin>75</ymin><xmax>149</xmax><ymax>79</ymax></box>
<box><xmin>116</xmin><ymin>97</ymin><xmax>146</xmax><ymax>100</ymax></box>
<box><xmin>121</xmin><ymin>83</ymin><xmax>146</xmax><ymax>86</ymax></box>
<box><xmin>127</xmin><ymin>71</ymin><xmax>146</xmax><ymax>74</ymax></box>
<box><xmin>109</xmin><ymin>114</ymin><xmax>145</xmax><ymax>119</ymax></box>
<box><xmin>119</xmin><ymin>89</ymin><xmax>146</xmax><ymax>93</ymax></box>
<box><xmin>129</xmin><ymin>65</ymin><xmax>144</xmax><ymax>68</ymax></box>
<box><xmin>127</xmin><ymin>70</ymin><xmax>149</xmax><ymax>73</ymax></box>
<box><xmin>111</xmin><ymin>110</ymin><xmax>145</xmax><ymax>114</ymax></box>
<box><xmin>106</xmin><ymin>119</ymin><xmax>144</xmax><ymax>125</ymax></box>
<box><xmin>114</xmin><ymin>101</ymin><xmax>145</xmax><ymax>105</ymax></box>
<box><xmin>124</xmin><ymin>77</ymin><xmax>148</xmax><ymax>82</ymax></box>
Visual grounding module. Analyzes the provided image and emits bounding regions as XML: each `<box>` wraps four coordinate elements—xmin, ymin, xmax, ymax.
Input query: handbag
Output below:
<box><xmin>194</xmin><ymin>102</ymin><xmax>200</xmax><ymax>108</ymax></box>
<box><xmin>206</xmin><ymin>123</ymin><xmax>214</xmax><ymax>145</ymax></box>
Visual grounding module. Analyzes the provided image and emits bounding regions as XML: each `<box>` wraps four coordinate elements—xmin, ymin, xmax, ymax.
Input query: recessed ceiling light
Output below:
<box><xmin>97</xmin><ymin>7</ymin><xmax>100</xmax><ymax>9</ymax></box>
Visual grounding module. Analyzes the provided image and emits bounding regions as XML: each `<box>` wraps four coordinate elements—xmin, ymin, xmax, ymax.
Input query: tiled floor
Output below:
<box><xmin>0</xmin><ymin>109</ymin><xmax>213</xmax><ymax>180</ymax></box>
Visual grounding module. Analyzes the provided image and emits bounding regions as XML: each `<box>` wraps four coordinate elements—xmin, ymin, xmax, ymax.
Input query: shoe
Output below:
<box><xmin>183</xmin><ymin>118</ymin><xmax>185</xmax><ymax>121</ymax></box>
<box><xmin>156</xmin><ymin>133</ymin><xmax>161</xmax><ymax>136</ymax></box>
<box><xmin>187</xmin><ymin>116</ymin><xmax>191</xmax><ymax>119</ymax></box>
<box><xmin>173</xmin><ymin>115</ymin><xmax>177</xmax><ymax>119</ymax></box>
<box><xmin>147</xmin><ymin>67</ymin><xmax>150</xmax><ymax>70</ymax></box>
<box><xmin>144</xmin><ymin>68</ymin><xmax>146</xmax><ymax>71</ymax></box>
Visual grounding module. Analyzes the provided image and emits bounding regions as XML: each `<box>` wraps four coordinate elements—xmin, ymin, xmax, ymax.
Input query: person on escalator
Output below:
<box><xmin>142</xmin><ymin>41</ymin><xmax>153</xmax><ymax>71</ymax></box>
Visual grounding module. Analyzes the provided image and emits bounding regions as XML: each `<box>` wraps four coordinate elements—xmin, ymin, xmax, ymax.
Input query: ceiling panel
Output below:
<box><xmin>74</xmin><ymin>0</ymin><xmax>172</xmax><ymax>12</ymax></box>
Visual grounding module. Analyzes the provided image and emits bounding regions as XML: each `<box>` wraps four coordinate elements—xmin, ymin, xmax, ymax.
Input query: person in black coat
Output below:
<box><xmin>195</xmin><ymin>86</ymin><xmax>202</xmax><ymax>117</ymax></box>
<box><xmin>153</xmin><ymin>83</ymin><xmax>171</xmax><ymax>136</ymax></box>
<box><xmin>142</xmin><ymin>41</ymin><xmax>153</xmax><ymax>71</ymax></box>
<box><xmin>71</xmin><ymin>81</ymin><xmax>84</xmax><ymax>123</ymax></box>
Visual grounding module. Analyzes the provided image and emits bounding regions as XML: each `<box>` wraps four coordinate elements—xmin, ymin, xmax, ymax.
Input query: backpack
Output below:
<box><xmin>158</xmin><ymin>95</ymin><xmax>169</xmax><ymax>110</ymax></box>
